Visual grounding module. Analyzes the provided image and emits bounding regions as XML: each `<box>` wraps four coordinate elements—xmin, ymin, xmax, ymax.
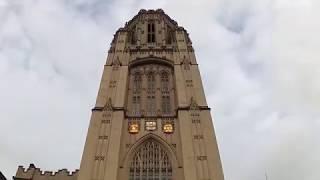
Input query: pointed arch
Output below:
<box><xmin>129</xmin><ymin>57</ymin><xmax>174</xmax><ymax>69</ymax></box>
<box><xmin>121</xmin><ymin>134</ymin><xmax>178</xmax><ymax>169</ymax></box>
<box><xmin>129</xmin><ymin>140</ymin><xmax>171</xmax><ymax>179</ymax></box>
<box><xmin>122</xmin><ymin>134</ymin><xmax>178</xmax><ymax>180</ymax></box>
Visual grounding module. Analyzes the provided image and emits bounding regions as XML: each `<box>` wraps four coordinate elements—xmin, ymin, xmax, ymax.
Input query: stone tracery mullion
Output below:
<box><xmin>129</xmin><ymin>140</ymin><xmax>172</xmax><ymax>180</ymax></box>
<box><xmin>127</xmin><ymin>64</ymin><xmax>174</xmax><ymax>118</ymax></box>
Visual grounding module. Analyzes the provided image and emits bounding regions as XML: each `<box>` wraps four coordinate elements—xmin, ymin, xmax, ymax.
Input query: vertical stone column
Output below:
<box><xmin>177</xmin><ymin>111</ymin><xmax>197</xmax><ymax>180</ymax></box>
<box><xmin>103</xmin><ymin>111</ymin><xmax>125</xmax><ymax>180</ymax></box>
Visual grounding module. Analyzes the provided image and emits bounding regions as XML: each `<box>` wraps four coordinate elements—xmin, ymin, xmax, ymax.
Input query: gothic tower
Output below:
<box><xmin>77</xmin><ymin>9</ymin><xmax>224</xmax><ymax>180</ymax></box>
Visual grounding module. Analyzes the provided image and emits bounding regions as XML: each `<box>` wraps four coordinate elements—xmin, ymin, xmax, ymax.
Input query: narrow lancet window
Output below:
<box><xmin>146</xmin><ymin>95</ymin><xmax>156</xmax><ymax>115</ymax></box>
<box><xmin>147</xmin><ymin>72</ymin><xmax>155</xmax><ymax>92</ymax></box>
<box><xmin>162</xmin><ymin>95</ymin><xmax>171</xmax><ymax>114</ymax></box>
<box><xmin>133</xmin><ymin>73</ymin><xmax>142</xmax><ymax>93</ymax></box>
<box><xmin>147</xmin><ymin>22</ymin><xmax>155</xmax><ymax>43</ymax></box>
<box><xmin>161</xmin><ymin>72</ymin><xmax>169</xmax><ymax>92</ymax></box>
<box><xmin>166</xmin><ymin>25</ymin><xmax>172</xmax><ymax>44</ymax></box>
<box><xmin>131</xmin><ymin>25</ymin><xmax>136</xmax><ymax>44</ymax></box>
<box><xmin>132</xmin><ymin>96</ymin><xmax>141</xmax><ymax>115</ymax></box>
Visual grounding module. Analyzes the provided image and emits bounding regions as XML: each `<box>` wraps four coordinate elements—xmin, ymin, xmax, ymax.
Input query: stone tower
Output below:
<box><xmin>77</xmin><ymin>9</ymin><xmax>224</xmax><ymax>180</ymax></box>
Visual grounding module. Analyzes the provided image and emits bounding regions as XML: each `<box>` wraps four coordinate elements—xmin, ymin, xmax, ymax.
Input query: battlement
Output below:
<box><xmin>14</xmin><ymin>164</ymin><xmax>78</xmax><ymax>180</ymax></box>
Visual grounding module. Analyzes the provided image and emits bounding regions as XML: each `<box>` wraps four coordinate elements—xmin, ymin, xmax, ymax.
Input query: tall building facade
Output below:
<box><xmin>77</xmin><ymin>9</ymin><xmax>224</xmax><ymax>180</ymax></box>
<box><xmin>14</xmin><ymin>9</ymin><xmax>224</xmax><ymax>180</ymax></box>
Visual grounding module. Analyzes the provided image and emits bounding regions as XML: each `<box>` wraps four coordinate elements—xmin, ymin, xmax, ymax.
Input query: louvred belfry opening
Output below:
<box><xmin>129</xmin><ymin>140</ymin><xmax>172</xmax><ymax>180</ymax></box>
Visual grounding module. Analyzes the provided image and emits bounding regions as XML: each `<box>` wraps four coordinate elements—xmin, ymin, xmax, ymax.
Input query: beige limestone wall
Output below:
<box><xmin>78</xmin><ymin>9</ymin><xmax>224</xmax><ymax>180</ymax></box>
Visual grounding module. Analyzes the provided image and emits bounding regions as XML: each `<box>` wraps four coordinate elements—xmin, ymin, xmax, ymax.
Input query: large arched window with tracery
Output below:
<box><xmin>129</xmin><ymin>140</ymin><xmax>172</xmax><ymax>180</ymax></box>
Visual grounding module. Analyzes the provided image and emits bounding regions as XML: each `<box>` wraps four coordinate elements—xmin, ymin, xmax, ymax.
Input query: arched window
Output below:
<box><xmin>147</xmin><ymin>72</ymin><xmax>155</xmax><ymax>91</ymax></box>
<box><xmin>161</xmin><ymin>72</ymin><xmax>169</xmax><ymax>92</ymax></box>
<box><xmin>166</xmin><ymin>25</ymin><xmax>172</xmax><ymax>44</ymax></box>
<box><xmin>146</xmin><ymin>95</ymin><xmax>156</xmax><ymax>115</ymax></box>
<box><xmin>129</xmin><ymin>140</ymin><xmax>172</xmax><ymax>180</ymax></box>
<box><xmin>131</xmin><ymin>25</ymin><xmax>136</xmax><ymax>44</ymax></box>
<box><xmin>132</xmin><ymin>96</ymin><xmax>141</xmax><ymax>115</ymax></box>
<box><xmin>133</xmin><ymin>72</ymin><xmax>142</xmax><ymax>93</ymax></box>
<box><xmin>147</xmin><ymin>22</ymin><xmax>155</xmax><ymax>43</ymax></box>
<box><xmin>162</xmin><ymin>95</ymin><xmax>171</xmax><ymax>114</ymax></box>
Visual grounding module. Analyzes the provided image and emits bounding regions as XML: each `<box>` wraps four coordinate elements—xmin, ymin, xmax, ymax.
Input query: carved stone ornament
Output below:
<box><xmin>128</xmin><ymin>121</ymin><xmax>139</xmax><ymax>134</ymax></box>
<box><xmin>112</xmin><ymin>56</ymin><xmax>121</xmax><ymax>68</ymax></box>
<box><xmin>163</xmin><ymin>123</ymin><xmax>174</xmax><ymax>133</ymax></box>
<box><xmin>103</xmin><ymin>98</ymin><xmax>113</xmax><ymax>111</ymax></box>
<box><xmin>181</xmin><ymin>55</ymin><xmax>191</xmax><ymax>70</ymax></box>
<box><xmin>145</xmin><ymin>121</ymin><xmax>157</xmax><ymax>131</ymax></box>
<box><xmin>189</xmin><ymin>97</ymin><xmax>199</xmax><ymax>110</ymax></box>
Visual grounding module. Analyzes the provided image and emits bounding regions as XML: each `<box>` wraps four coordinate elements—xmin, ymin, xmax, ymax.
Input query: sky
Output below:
<box><xmin>0</xmin><ymin>0</ymin><xmax>319</xmax><ymax>179</ymax></box>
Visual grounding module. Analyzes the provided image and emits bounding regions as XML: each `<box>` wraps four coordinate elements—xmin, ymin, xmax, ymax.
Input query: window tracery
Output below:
<box><xmin>146</xmin><ymin>95</ymin><xmax>156</xmax><ymax>115</ymax></box>
<box><xmin>160</xmin><ymin>72</ymin><xmax>169</xmax><ymax>92</ymax></box>
<box><xmin>128</xmin><ymin>63</ymin><xmax>174</xmax><ymax>117</ymax></box>
<box><xmin>162</xmin><ymin>95</ymin><xmax>171</xmax><ymax>114</ymax></box>
<box><xmin>133</xmin><ymin>72</ymin><xmax>142</xmax><ymax>93</ymax></box>
<box><xmin>129</xmin><ymin>140</ymin><xmax>172</xmax><ymax>180</ymax></box>
<box><xmin>147</xmin><ymin>72</ymin><xmax>156</xmax><ymax>92</ymax></box>
<box><xmin>132</xmin><ymin>95</ymin><xmax>141</xmax><ymax>115</ymax></box>
<box><xmin>147</xmin><ymin>22</ymin><xmax>156</xmax><ymax>43</ymax></box>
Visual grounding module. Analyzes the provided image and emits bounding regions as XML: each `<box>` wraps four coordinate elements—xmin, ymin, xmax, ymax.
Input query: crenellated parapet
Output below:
<box><xmin>14</xmin><ymin>164</ymin><xmax>78</xmax><ymax>180</ymax></box>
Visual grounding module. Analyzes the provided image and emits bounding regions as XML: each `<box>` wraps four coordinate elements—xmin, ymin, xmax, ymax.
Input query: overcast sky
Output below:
<box><xmin>0</xmin><ymin>0</ymin><xmax>319</xmax><ymax>180</ymax></box>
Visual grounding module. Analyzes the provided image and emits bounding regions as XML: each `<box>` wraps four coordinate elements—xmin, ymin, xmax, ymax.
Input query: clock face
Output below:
<box><xmin>163</xmin><ymin>123</ymin><xmax>174</xmax><ymax>133</ymax></box>
<box><xmin>145</xmin><ymin>121</ymin><xmax>157</xmax><ymax>131</ymax></box>
<box><xmin>128</xmin><ymin>122</ymin><xmax>139</xmax><ymax>134</ymax></box>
